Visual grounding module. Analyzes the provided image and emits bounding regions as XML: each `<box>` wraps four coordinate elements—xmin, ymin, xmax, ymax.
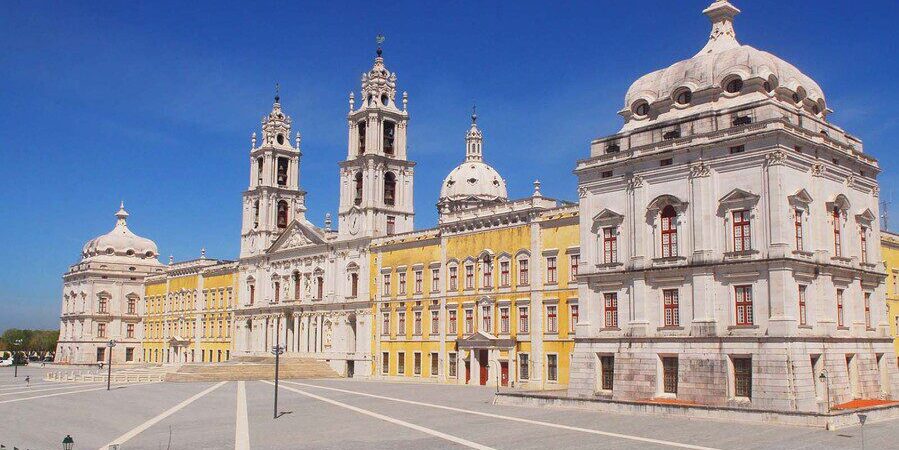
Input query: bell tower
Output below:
<box><xmin>338</xmin><ymin>36</ymin><xmax>415</xmax><ymax>238</ymax></box>
<box><xmin>240</xmin><ymin>88</ymin><xmax>307</xmax><ymax>258</ymax></box>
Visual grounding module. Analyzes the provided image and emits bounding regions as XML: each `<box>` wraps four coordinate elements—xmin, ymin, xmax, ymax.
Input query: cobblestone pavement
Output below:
<box><xmin>0</xmin><ymin>365</ymin><xmax>896</xmax><ymax>449</ymax></box>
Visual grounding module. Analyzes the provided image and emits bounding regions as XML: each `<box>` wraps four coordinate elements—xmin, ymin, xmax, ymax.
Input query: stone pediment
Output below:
<box><xmin>457</xmin><ymin>330</ymin><xmax>514</xmax><ymax>349</ymax></box>
<box><xmin>268</xmin><ymin>220</ymin><xmax>326</xmax><ymax>253</ymax></box>
<box><xmin>856</xmin><ymin>208</ymin><xmax>876</xmax><ymax>223</ymax></box>
<box><xmin>592</xmin><ymin>208</ymin><xmax>624</xmax><ymax>226</ymax></box>
<box><xmin>718</xmin><ymin>188</ymin><xmax>760</xmax><ymax>206</ymax></box>
<box><xmin>788</xmin><ymin>188</ymin><xmax>813</xmax><ymax>206</ymax></box>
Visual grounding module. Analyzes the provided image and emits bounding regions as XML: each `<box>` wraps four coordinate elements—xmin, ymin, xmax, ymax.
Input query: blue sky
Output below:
<box><xmin>1</xmin><ymin>0</ymin><xmax>898</xmax><ymax>331</ymax></box>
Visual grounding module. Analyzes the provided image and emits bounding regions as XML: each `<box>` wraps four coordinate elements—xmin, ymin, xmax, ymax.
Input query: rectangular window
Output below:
<box><xmin>465</xmin><ymin>265</ymin><xmax>474</xmax><ymax>289</ymax></box>
<box><xmin>413</xmin><ymin>311</ymin><xmax>422</xmax><ymax>335</ymax></box>
<box><xmin>97</xmin><ymin>322</ymin><xmax>106</xmax><ymax>338</ymax></box>
<box><xmin>448</xmin><ymin>353</ymin><xmax>457</xmax><ymax>377</ymax></box>
<box><xmin>546</xmin><ymin>257</ymin><xmax>557</xmax><ymax>284</ymax></box>
<box><xmin>414</xmin><ymin>353</ymin><xmax>422</xmax><ymax>376</ymax></box>
<box><xmin>735</xmin><ymin>285</ymin><xmax>754</xmax><ymax>326</ymax></box>
<box><xmin>546</xmin><ymin>305</ymin><xmax>558</xmax><ymax>333</ymax></box>
<box><xmin>399</xmin><ymin>272</ymin><xmax>407</xmax><ymax>295</ymax></box>
<box><xmin>449</xmin><ymin>266</ymin><xmax>458</xmax><ymax>291</ymax></box>
<box><xmin>833</xmin><ymin>208</ymin><xmax>842</xmax><ymax>257</ymax></box>
<box><xmin>430</xmin><ymin>352</ymin><xmax>438</xmax><ymax>377</ymax></box>
<box><xmin>386</xmin><ymin>216</ymin><xmax>396</xmax><ymax>236</ymax></box>
<box><xmin>729</xmin><ymin>145</ymin><xmax>745</xmax><ymax>154</ymax></box>
<box><xmin>569</xmin><ymin>304</ymin><xmax>579</xmax><ymax>332</ymax></box>
<box><xmin>837</xmin><ymin>289</ymin><xmax>844</xmax><ymax>328</ymax></box>
<box><xmin>864</xmin><ymin>292</ymin><xmax>871</xmax><ymax>329</ymax></box>
<box><xmin>398</xmin><ymin>352</ymin><xmax>405</xmax><ymax>374</ymax></box>
<box><xmin>663</xmin><ymin>289</ymin><xmax>679</xmax><ymax>327</ymax></box>
<box><xmin>603</xmin><ymin>227</ymin><xmax>618</xmax><ymax>264</ymax></box>
<box><xmin>794</xmin><ymin>210</ymin><xmax>804</xmax><ymax>251</ymax></box>
<box><xmin>482</xmin><ymin>261</ymin><xmax>493</xmax><ymax>288</ymax></box>
<box><xmin>383</xmin><ymin>274</ymin><xmax>391</xmax><ymax>295</ymax></box>
<box><xmin>861</xmin><ymin>227</ymin><xmax>868</xmax><ymax>263</ymax></box>
<box><xmin>518</xmin><ymin>306</ymin><xmax>529</xmax><ymax>334</ymax></box>
<box><xmin>661</xmin><ymin>209</ymin><xmax>678</xmax><ymax>258</ymax></box>
<box><xmin>382</xmin><ymin>312</ymin><xmax>390</xmax><ymax>335</ymax></box>
<box><xmin>547</xmin><ymin>354</ymin><xmax>558</xmax><ymax>382</ymax></box>
<box><xmin>414</xmin><ymin>270</ymin><xmax>423</xmax><ymax>294</ymax></box>
<box><xmin>274</xmin><ymin>281</ymin><xmax>281</xmax><ymax>303</ymax></box>
<box><xmin>126</xmin><ymin>323</ymin><xmax>135</xmax><ymax>338</ymax></box>
<box><xmin>798</xmin><ymin>286</ymin><xmax>807</xmax><ymax>326</ymax></box>
<box><xmin>662</xmin><ymin>357</ymin><xmax>679</xmax><ymax>394</ymax></box>
<box><xmin>128</xmin><ymin>299</ymin><xmax>136</xmax><ymax>315</ymax></box>
<box><xmin>382</xmin><ymin>352</ymin><xmax>389</xmax><ymax>374</ymax></box>
<box><xmin>733</xmin><ymin>357</ymin><xmax>752</xmax><ymax>398</ymax></box>
<box><xmin>732</xmin><ymin>210</ymin><xmax>751</xmax><ymax>252</ymax></box>
<box><xmin>481</xmin><ymin>305</ymin><xmax>492</xmax><ymax>332</ymax></box>
<box><xmin>570</xmin><ymin>254</ymin><xmax>579</xmax><ymax>280</ymax></box>
<box><xmin>601</xmin><ymin>355</ymin><xmax>614</xmax><ymax>391</ymax></box>
<box><xmin>98</xmin><ymin>298</ymin><xmax>108</xmax><ymax>314</ymax></box>
<box><xmin>519</xmin><ymin>259</ymin><xmax>529</xmax><ymax>285</ymax></box>
<box><xmin>125</xmin><ymin>348</ymin><xmax>134</xmax><ymax>362</ymax></box>
<box><xmin>398</xmin><ymin>311</ymin><xmax>406</xmax><ymax>335</ymax></box>
<box><xmin>519</xmin><ymin>353</ymin><xmax>530</xmax><ymax>380</ymax></box>
<box><xmin>464</xmin><ymin>309</ymin><xmax>473</xmax><ymax>334</ymax></box>
<box><xmin>250</xmin><ymin>284</ymin><xmax>256</xmax><ymax>305</ymax></box>
<box><xmin>430</xmin><ymin>310</ymin><xmax>439</xmax><ymax>335</ymax></box>
<box><xmin>604</xmin><ymin>293</ymin><xmax>619</xmax><ymax>328</ymax></box>
<box><xmin>316</xmin><ymin>276</ymin><xmax>323</xmax><ymax>300</ymax></box>
<box><xmin>500</xmin><ymin>307</ymin><xmax>510</xmax><ymax>334</ymax></box>
<box><xmin>431</xmin><ymin>269</ymin><xmax>440</xmax><ymax>292</ymax></box>
<box><xmin>500</xmin><ymin>261</ymin><xmax>510</xmax><ymax>287</ymax></box>
<box><xmin>96</xmin><ymin>347</ymin><xmax>105</xmax><ymax>362</ymax></box>
<box><xmin>351</xmin><ymin>273</ymin><xmax>359</xmax><ymax>297</ymax></box>
<box><xmin>448</xmin><ymin>309</ymin><xmax>457</xmax><ymax>334</ymax></box>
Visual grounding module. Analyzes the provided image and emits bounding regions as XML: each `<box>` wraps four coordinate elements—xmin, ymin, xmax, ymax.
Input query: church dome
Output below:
<box><xmin>622</xmin><ymin>1</ymin><xmax>826</xmax><ymax>128</ymax></box>
<box><xmin>438</xmin><ymin>111</ymin><xmax>508</xmax><ymax>213</ymax></box>
<box><xmin>81</xmin><ymin>203</ymin><xmax>160</xmax><ymax>261</ymax></box>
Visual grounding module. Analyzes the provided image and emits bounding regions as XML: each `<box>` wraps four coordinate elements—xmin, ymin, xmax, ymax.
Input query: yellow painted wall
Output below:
<box><xmin>883</xmin><ymin>232</ymin><xmax>899</xmax><ymax>355</ymax></box>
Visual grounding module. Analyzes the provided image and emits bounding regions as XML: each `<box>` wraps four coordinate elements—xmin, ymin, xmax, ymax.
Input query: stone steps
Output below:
<box><xmin>165</xmin><ymin>357</ymin><xmax>339</xmax><ymax>382</ymax></box>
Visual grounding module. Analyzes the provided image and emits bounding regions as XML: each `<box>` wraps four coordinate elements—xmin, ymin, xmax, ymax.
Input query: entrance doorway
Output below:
<box><xmin>500</xmin><ymin>361</ymin><xmax>509</xmax><ymax>386</ymax></box>
<box><xmin>478</xmin><ymin>350</ymin><xmax>488</xmax><ymax>385</ymax></box>
<box><xmin>465</xmin><ymin>360</ymin><xmax>471</xmax><ymax>384</ymax></box>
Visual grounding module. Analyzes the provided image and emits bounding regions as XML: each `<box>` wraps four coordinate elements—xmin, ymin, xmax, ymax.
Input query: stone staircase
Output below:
<box><xmin>165</xmin><ymin>356</ymin><xmax>339</xmax><ymax>382</ymax></box>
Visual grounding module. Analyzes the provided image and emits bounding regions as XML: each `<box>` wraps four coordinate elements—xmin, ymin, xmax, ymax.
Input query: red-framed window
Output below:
<box><xmin>464</xmin><ymin>309</ymin><xmax>473</xmax><ymax>334</ymax></box>
<box><xmin>500</xmin><ymin>261</ymin><xmax>510</xmax><ymax>287</ymax></box>
<box><xmin>98</xmin><ymin>297</ymin><xmax>108</xmax><ymax>314</ymax></box>
<box><xmin>465</xmin><ymin>265</ymin><xmax>474</xmax><ymax>289</ymax></box>
<box><xmin>519</xmin><ymin>306</ymin><xmax>529</xmax><ymax>333</ymax></box>
<box><xmin>570</xmin><ymin>304</ymin><xmax>579</xmax><ymax>332</ymax></box>
<box><xmin>481</xmin><ymin>305</ymin><xmax>492</xmax><ymax>332</ymax></box>
<box><xmin>500</xmin><ymin>307</ymin><xmax>510</xmax><ymax>334</ymax></box>
<box><xmin>603</xmin><ymin>227</ymin><xmax>618</xmax><ymax>263</ymax></box>
<box><xmin>735</xmin><ymin>285</ymin><xmax>753</xmax><ymax>326</ymax></box>
<box><xmin>663</xmin><ymin>289</ymin><xmax>679</xmax><ymax>327</ymax></box>
<box><xmin>604</xmin><ymin>293</ymin><xmax>619</xmax><ymax>328</ymax></box>
<box><xmin>383</xmin><ymin>274</ymin><xmax>391</xmax><ymax>296</ymax></box>
<box><xmin>126</xmin><ymin>323</ymin><xmax>135</xmax><ymax>338</ymax></box>
<box><xmin>732</xmin><ymin>210</ymin><xmax>751</xmax><ymax>252</ymax></box>
<box><xmin>448</xmin><ymin>310</ymin><xmax>457</xmax><ymax>334</ymax></box>
<box><xmin>398</xmin><ymin>272</ymin><xmax>407</xmax><ymax>295</ymax></box>
<box><xmin>570</xmin><ymin>254</ymin><xmax>580</xmax><ymax>280</ymax></box>
<box><xmin>833</xmin><ymin>207</ymin><xmax>842</xmax><ymax>257</ymax></box>
<box><xmin>546</xmin><ymin>305</ymin><xmax>558</xmax><ymax>333</ymax></box>
<box><xmin>97</xmin><ymin>322</ymin><xmax>106</xmax><ymax>338</ymax></box>
<box><xmin>398</xmin><ymin>311</ymin><xmax>406</xmax><ymax>334</ymax></box>
<box><xmin>431</xmin><ymin>269</ymin><xmax>440</xmax><ymax>292</ymax></box>
<box><xmin>519</xmin><ymin>259</ymin><xmax>529</xmax><ymax>285</ymax></box>
<box><xmin>382</xmin><ymin>312</ymin><xmax>390</xmax><ymax>335</ymax></box>
<box><xmin>794</xmin><ymin>210</ymin><xmax>804</xmax><ymax>251</ymax></box>
<box><xmin>449</xmin><ymin>267</ymin><xmax>458</xmax><ymax>291</ymax></box>
<box><xmin>386</xmin><ymin>216</ymin><xmax>396</xmax><ymax>236</ymax></box>
<box><xmin>861</xmin><ymin>227</ymin><xmax>868</xmax><ymax>264</ymax></box>
<box><xmin>864</xmin><ymin>292</ymin><xmax>871</xmax><ymax>329</ymax></box>
<box><xmin>482</xmin><ymin>261</ymin><xmax>493</xmax><ymax>288</ymax></box>
<box><xmin>414</xmin><ymin>270</ymin><xmax>423</xmax><ymax>294</ymax></box>
<box><xmin>837</xmin><ymin>289</ymin><xmax>844</xmax><ymax>327</ymax></box>
<box><xmin>546</xmin><ymin>257</ymin><xmax>558</xmax><ymax>284</ymax></box>
<box><xmin>413</xmin><ymin>311</ymin><xmax>422</xmax><ymax>335</ymax></box>
<box><xmin>798</xmin><ymin>285</ymin><xmax>807</xmax><ymax>326</ymax></box>
<box><xmin>661</xmin><ymin>205</ymin><xmax>678</xmax><ymax>258</ymax></box>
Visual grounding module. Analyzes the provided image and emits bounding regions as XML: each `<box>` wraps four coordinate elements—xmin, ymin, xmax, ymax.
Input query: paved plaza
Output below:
<box><xmin>0</xmin><ymin>366</ymin><xmax>896</xmax><ymax>450</ymax></box>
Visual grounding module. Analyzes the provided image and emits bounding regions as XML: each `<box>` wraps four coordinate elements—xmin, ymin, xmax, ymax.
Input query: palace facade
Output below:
<box><xmin>569</xmin><ymin>0</ymin><xmax>898</xmax><ymax>412</ymax></box>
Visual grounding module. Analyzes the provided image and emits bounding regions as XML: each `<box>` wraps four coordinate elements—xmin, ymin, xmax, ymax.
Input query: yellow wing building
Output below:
<box><xmin>370</xmin><ymin>113</ymin><xmax>580</xmax><ymax>389</ymax></box>
<box><xmin>883</xmin><ymin>231</ymin><xmax>899</xmax><ymax>356</ymax></box>
<box><xmin>142</xmin><ymin>255</ymin><xmax>238</xmax><ymax>364</ymax></box>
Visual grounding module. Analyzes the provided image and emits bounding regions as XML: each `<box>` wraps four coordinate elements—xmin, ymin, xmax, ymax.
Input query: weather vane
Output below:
<box><xmin>376</xmin><ymin>33</ymin><xmax>385</xmax><ymax>56</ymax></box>
<box><xmin>275</xmin><ymin>82</ymin><xmax>280</xmax><ymax>102</ymax></box>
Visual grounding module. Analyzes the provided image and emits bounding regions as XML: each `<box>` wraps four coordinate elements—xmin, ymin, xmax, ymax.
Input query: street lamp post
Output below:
<box><xmin>13</xmin><ymin>339</ymin><xmax>23</xmax><ymax>378</ymax></box>
<box><xmin>106</xmin><ymin>340</ymin><xmax>116</xmax><ymax>391</ymax></box>
<box><xmin>62</xmin><ymin>434</ymin><xmax>74</xmax><ymax>450</ymax></box>
<box><xmin>859</xmin><ymin>413</ymin><xmax>867</xmax><ymax>450</ymax></box>
<box><xmin>819</xmin><ymin>371</ymin><xmax>831</xmax><ymax>412</ymax></box>
<box><xmin>271</xmin><ymin>315</ymin><xmax>285</xmax><ymax>419</ymax></box>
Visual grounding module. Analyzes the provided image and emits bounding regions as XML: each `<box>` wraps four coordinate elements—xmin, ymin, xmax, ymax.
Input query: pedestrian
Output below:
<box><xmin>25</xmin><ymin>376</ymin><xmax>30</xmax><ymax>387</ymax></box>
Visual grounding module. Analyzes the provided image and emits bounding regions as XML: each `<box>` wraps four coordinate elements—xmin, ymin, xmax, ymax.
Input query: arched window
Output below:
<box><xmin>833</xmin><ymin>206</ymin><xmax>842</xmax><ymax>257</ymax></box>
<box><xmin>384</xmin><ymin>172</ymin><xmax>396</xmax><ymax>206</ymax></box>
<box><xmin>358</xmin><ymin>121</ymin><xmax>367</xmax><ymax>154</ymax></box>
<box><xmin>661</xmin><ymin>205</ymin><xmax>678</xmax><ymax>258</ymax></box>
<box><xmin>277</xmin><ymin>200</ymin><xmax>289</xmax><ymax>229</ymax></box>
<box><xmin>293</xmin><ymin>272</ymin><xmax>301</xmax><ymax>301</ymax></box>
<box><xmin>383</xmin><ymin>121</ymin><xmax>396</xmax><ymax>155</ymax></box>
<box><xmin>317</xmin><ymin>276</ymin><xmax>324</xmax><ymax>300</ymax></box>
<box><xmin>354</xmin><ymin>172</ymin><xmax>363</xmax><ymax>205</ymax></box>
<box><xmin>253</xmin><ymin>200</ymin><xmax>260</xmax><ymax>228</ymax></box>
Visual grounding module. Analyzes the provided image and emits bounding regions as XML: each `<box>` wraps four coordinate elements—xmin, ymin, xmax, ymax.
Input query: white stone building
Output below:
<box><xmin>55</xmin><ymin>204</ymin><xmax>164</xmax><ymax>364</ymax></box>
<box><xmin>234</xmin><ymin>45</ymin><xmax>413</xmax><ymax>377</ymax></box>
<box><xmin>570</xmin><ymin>0</ymin><xmax>899</xmax><ymax>412</ymax></box>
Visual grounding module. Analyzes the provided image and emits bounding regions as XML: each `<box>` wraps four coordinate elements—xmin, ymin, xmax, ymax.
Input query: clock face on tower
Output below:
<box><xmin>348</xmin><ymin>212</ymin><xmax>360</xmax><ymax>235</ymax></box>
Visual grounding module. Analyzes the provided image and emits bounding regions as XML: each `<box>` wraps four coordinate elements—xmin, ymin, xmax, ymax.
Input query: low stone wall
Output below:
<box><xmin>493</xmin><ymin>391</ymin><xmax>899</xmax><ymax>430</ymax></box>
<box><xmin>44</xmin><ymin>371</ymin><xmax>165</xmax><ymax>383</ymax></box>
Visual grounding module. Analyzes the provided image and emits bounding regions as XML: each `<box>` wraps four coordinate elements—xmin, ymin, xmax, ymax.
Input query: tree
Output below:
<box><xmin>28</xmin><ymin>330</ymin><xmax>59</xmax><ymax>353</ymax></box>
<box><xmin>0</xmin><ymin>329</ymin><xmax>33</xmax><ymax>352</ymax></box>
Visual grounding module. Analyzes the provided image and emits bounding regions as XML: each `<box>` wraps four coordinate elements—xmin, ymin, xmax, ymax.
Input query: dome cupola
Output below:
<box><xmin>438</xmin><ymin>109</ymin><xmax>509</xmax><ymax>213</ymax></box>
<box><xmin>621</xmin><ymin>0</ymin><xmax>827</xmax><ymax>130</ymax></box>
<box><xmin>81</xmin><ymin>202</ymin><xmax>160</xmax><ymax>262</ymax></box>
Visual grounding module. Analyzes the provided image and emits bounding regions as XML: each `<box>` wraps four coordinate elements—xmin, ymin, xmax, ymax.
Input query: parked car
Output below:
<box><xmin>0</xmin><ymin>359</ymin><xmax>12</xmax><ymax>367</ymax></box>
